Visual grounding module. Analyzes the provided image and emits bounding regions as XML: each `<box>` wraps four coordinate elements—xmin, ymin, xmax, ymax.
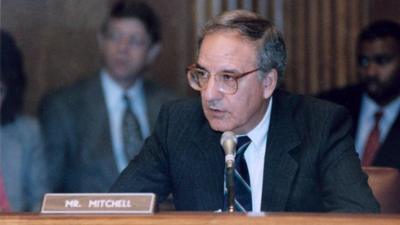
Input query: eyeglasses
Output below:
<box><xmin>358</xmin><ymin>54</ymin><xmax>397</xmax><ymax>68</ymax></box>
<box><xmin>103</xmin><ymin>31</ymin><xmax>149</xmax><ymax>48</ymax></box>
<box><xmin>186</xmin><ymin>64</ymin><xmax>260</xmax><ymax>95</ymax></box>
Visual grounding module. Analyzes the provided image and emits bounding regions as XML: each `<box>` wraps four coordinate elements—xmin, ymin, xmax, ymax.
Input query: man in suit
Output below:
<box><xmin>39</xmin><ymin>1</ymin><xmax>176</xmax><ymax>193</ymax></box>
<box><xmin>318</xmin><ymin>20</ymin><xmax>400</xmax><ymax>169</ymax></box>
<box><xmin>111</xmin><ymin>10</ymin><xmax>379</xmax><ymax>212</ymax></box>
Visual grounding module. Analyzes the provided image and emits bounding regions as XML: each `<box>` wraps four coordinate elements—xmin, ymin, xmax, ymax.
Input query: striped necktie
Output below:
<box><xmin>224</xmin><ymin>136</ymin><xmax>252</xmax><ymax>212</ymax></box>
<box><xmin>122</xmin><ymin>94</ymin><xmax>144</xmax><ymax>161</ymax></box>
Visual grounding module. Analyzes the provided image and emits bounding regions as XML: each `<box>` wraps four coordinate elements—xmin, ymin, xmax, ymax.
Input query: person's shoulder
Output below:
<box><xmin>9</xmin><ymin>114</ymin><xmax>38</xmax><ymax>128</ymax></box>
<box><xmin>143</xmin><ymin>79</ymin><xmax>180</xmax><ymax>101</ymax></box>
<box><xmin>274</xmin><ymin>90</ymin><xmax>353</xmax><ymax>139</ymax></box>
<box><xmin>155</xmin><ymin>97</ymin><xmax>202</xmax><ymax>123</ymax></box>
<box><xmin>6</xmin><ymin>114</ymin><xmax>41</xmax><ymax>138</ymax></box>
<box><xmin>48</xmin><ymin>75</ymin><xmax>100</xmax><ymax>97</ymax></box>
<box><xmin>275</xmin><ymin>89</ymin><xmax>350</xmax><ymax>118</ymax></box>
<box><xmin>275</xmin><ymin>89</ymin><xmax>337</xmax><ymax>106</ymax></box>
<box><xmin>317</xmin><ymin>83</ymin><xmax>363</xmax><ymax>102</ymax></box>
<box><xmin>162</xmin><ymin>97</ymin><xmax>202</xmax><ymax>114</ymax></box>
<box><xmin>40</xmin><ymin>74</ymin><xmax>100</xmax><ymax>105</ymax></box>
<box><xmin>153</xmin><ymin>97</ymin><xmax>204</xmax><ymax>133</ymax></box>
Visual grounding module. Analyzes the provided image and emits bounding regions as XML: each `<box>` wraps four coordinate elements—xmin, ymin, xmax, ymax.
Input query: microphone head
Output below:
<box><xmin>221</xmin><ymin>131</ymin><xmax>237</xmax><ymax>168</ymax></box>
<box><xmin>220</xmin><ymin>131</ymin><xmax>237</xmax><ymax>155</ymax></box>
<box><xmin>220</xmin><ymin>131</ymin><xmax>237</xmax><ymax>146</ymax></box>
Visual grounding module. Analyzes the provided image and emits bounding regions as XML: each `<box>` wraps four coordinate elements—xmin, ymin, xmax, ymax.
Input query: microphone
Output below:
<box><xmin>220</xmin><ymin>131</ymin><xmax>237</xmax><ymax>168</ymax></box>
<box><xmin>220</xmin><ymin>131</ymin><xmax>237</xmax><ymax>212</ymax></box>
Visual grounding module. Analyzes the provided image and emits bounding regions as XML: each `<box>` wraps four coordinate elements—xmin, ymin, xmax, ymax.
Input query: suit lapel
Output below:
<box><xmin>261</xmin><ymin>91</ymin><xmax>301</xmax><ymax>211</ymax></box>
<box><xmin>348</xmin><ymin>90</ymin><xmax>363</xmax><ymax>137</ymax></box>
<box><xmin>81</xmin><ymin>76</ymin><xmax>119</xmax><ymax>184</ymax></box>
<box><xmin>191</xmin><ymin>115</ymin><xmax>225</xmax><ymax>210</ymax></box>
<box><xmin>374</xmin><ymin>113</ymin><xmax>400</xmax><ymax>169</ymax></box>
<box><xmin>142</xmin><ymin>81</ymin><xmax>158</xmax><ymax>128</ymax></box>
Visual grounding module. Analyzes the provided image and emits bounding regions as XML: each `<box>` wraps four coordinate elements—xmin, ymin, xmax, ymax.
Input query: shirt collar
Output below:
<box><xmin>239</xmin><ymin>97</ymin><xmax>273</xmax><ymax>150</ymax></box>
<box><xmin>383</xmin><ymin>95</ymin><xmax>400</xmax><ymax>121</ymax></box>
<box><xmin>363</xmin><ymin>94</ymin><xmax>400</xmax><ymax>120</ymax></box>
<box><xmin>100</xmin><ymin>70</ymin><xmax>144</xmax><ymax>110</ymax></box>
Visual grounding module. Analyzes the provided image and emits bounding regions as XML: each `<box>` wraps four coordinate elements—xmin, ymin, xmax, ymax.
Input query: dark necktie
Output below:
<box><xmin>122</xmin><ymin>94</ymin><xmax>143</xmax><ymax>161</ymax></box>
<box><xmin>361</xmin><ymin>110</ymin><xmax>383</xmax><ymax>166</ymax></box>
<box><xmin>224</xmin><ymin>136</ymin><xmax>252</xmax><ymax>212</ymax></box>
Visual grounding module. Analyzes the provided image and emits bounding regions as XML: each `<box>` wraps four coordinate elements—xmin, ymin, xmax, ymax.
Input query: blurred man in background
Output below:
<box><xmin>39</xmin><ymin>0</ymin><xmax>177</xmax><ymax>193</ymax></box>
<box><xmin>319</xmin><ymin>20</ymin><xmax>400</xmax><ymax>169</ymax></box>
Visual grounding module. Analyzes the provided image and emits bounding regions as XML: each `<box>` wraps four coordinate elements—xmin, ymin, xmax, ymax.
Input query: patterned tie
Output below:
<box><xmin>361</xmin><ymin>110</ymin><xmax>383</xmax><ymax>166</ymax></box>
<box><xmin>224</xmin><ymin>136</ymin><xmax>252</xmax><ymax>212</ymax></box>
<box><xmin>0</xmin><ymin>170</ymin><xmax>10</xmax><ymax>212</ymax></box>
<box><xmin>122</xmin><ymin>94</ymin><xmax>144</xmax><ymax>161</ymax></box>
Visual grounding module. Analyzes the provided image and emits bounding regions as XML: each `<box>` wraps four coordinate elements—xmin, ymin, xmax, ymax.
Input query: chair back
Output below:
<box><xmin>362</xmin><ymin>167</ymin><xmax>400</xmax><ymax>213</ymax></box>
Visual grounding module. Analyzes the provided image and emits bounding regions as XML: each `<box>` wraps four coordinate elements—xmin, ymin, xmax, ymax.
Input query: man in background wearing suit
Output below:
<box><xmin>111</xmin><ymin>10</ymin><xmax>379</xmax><ymax>213</ymax></box>
<box><xmin>39</xmin><ymin>0</ymin><xmax>176</xmax><ymax>193</ymax></box>
<box><xmin>318</xmin><ymin>21</ymin><xmax>400</xmax><ymax>170</ymax></box>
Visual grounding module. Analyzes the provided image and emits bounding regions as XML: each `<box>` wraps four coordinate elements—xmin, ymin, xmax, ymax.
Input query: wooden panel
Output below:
<box><xmin>143</xmin><ymin>0</ymin><xmax>193</xmax><ymax>95</ymax></box>
<box><xmin>369</xmin><ymin>0</ymin><xmax>400</xmax><ymax>22</ymax></box>
<box><xmin>319</xmin><ymin>0</ymin><xmax>334</xmax><ymax>91</ymax></box>
<box><xmin>335</xmin><ymin>0</ymin><xmax>348</xmax><ymax>87</ymax></box>
<box><xmin>1</xmin><ymin>0</ymin><xmax>192</xmax><ymax>115</ymax></box>
<box><xmin>2</xmin><ymin>213</ymin><xmax>400</xmax><ymax>225</ymax></box>
<box><xmin>2</xmin><ymin>0</ymin><xmax>398</xmax><ymax>115</ymax></box>
<box><xmin>307</xmin><ymin>0</ymin><xmax>319</xmax><ymax>94</ymax></box>
<box><xmin>293</xmin><ymin>0</ymin><xmax>307</xmax><ymax>93</ymax></box>
<box><xmin>282</xmin><ymin>0</ymin><xmax>294</xmax><ymax>91</ymax></box>
<box><xmin>347</xmin><ymin>0</ymin><xmax>360</xmax><ymax>84</ymax></box>
<box><xmin>2</xmin><ymin>0</ymin><xmax>108</xmax><ymax>114</ymax></box>
<box><xmin>283</xmin><ymin>0</ymin><xmax>370</xmax><ymax>94</ymax></box>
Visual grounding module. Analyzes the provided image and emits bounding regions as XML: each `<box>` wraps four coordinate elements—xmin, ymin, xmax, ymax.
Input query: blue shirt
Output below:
<box><xmin>355</xmin><ymin>94</ymin><xmax>400</xmax><ymax>158</ymax></box>
<box><xmin>101</xmin><ymin>71</ymin><xmax>151</xmax><ymax>172</ymax></box>
<box><xmin>239</xmin><ymin>97</ymin><xmax>272</xmax><ymax>212</ymax></box>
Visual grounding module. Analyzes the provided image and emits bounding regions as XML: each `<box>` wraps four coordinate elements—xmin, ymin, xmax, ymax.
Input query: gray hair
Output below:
<box><xmin>199</xmin><ymin>10</ymin><xmax>287</xmax><ymax>81</ymax></box>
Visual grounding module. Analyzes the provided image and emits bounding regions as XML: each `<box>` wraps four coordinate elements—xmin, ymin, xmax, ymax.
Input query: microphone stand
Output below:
<box><xmin>221</xmin><ymin>131</ymin><xmax>237</xmax><ymax>212</ymax></box>
<box><xmin>226</xmin><ymin>163</ymin><xmax>235</xmax><ymax>212</ymax></box>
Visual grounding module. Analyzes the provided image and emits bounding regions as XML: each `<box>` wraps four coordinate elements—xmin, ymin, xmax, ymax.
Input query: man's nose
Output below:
<box><xmin>364</xmin><ymin>63</ymin><xmax>379</xmax><ymax>78</ymax></box>
<box><xmin>202</xmin><ymin>76</ymin><xmax>223</xmax><ymax>101</ymax></box>
<box><xmin>116</xmin><ymin>38</ymin><xmax>130</xmax><ymax>53</ymax></box>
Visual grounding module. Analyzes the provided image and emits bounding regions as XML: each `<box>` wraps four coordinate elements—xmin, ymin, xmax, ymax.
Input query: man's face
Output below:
<box><xmin>198</xmin><ymin>31</ymin><xmax>276</xmax><ymax>134</ymax></box>
<box><xmin>98</xmin><ymin>18</ymin><xmax>153</xmax><ymax>88</ymax></box>
<box><xmin>358</xmin><ymin>37</ymin><xmax>400</xmax><ymax>105</ymax></box>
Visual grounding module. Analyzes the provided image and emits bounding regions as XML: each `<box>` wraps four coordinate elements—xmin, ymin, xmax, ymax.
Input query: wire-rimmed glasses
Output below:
<box><xmin>186</xmin><ymin>64</ymin><xmax>260</xmax><ymax>94</ymax></box>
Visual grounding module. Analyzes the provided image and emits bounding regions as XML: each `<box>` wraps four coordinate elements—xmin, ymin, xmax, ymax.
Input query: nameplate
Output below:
<box><xmin>41</xmin><ymin>193</ymin><xmax>156</xmax><ymax>214</ymax></box>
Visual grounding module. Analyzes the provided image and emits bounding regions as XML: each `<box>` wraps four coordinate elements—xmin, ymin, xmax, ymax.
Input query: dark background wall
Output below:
<box><xmin>1</xmin><ymin>0</ymin><xmax>399</xmax><ymax>115</ymax></box>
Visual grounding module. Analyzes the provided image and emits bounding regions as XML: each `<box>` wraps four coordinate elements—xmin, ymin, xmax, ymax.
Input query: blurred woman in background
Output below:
<box><xmin>0</xmin><ymin>29</ymin><xmax>49</xmax><ymax>212</ymax></box>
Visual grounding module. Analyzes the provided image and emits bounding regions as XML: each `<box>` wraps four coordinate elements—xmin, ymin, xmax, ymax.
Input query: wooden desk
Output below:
<box><xmin>2</xmin><ymin>212</ymin><xmax>400</xmax><ymax>225</ymax></box>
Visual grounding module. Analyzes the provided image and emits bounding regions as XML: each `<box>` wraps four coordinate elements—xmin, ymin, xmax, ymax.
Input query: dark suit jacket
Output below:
<box><xmin>111</xmin><ymin>90</ymin><xmax>379</xmax><ymax>212</ymax></box>
<box><xmin>318</xmin><ymin>84</ymin><xmax>400</xmax><ymax>170</ymax></box>
<box><xmin>39</xmin><ymin>74</ymin><xmax>177</xmax><ymax>193</ymax></box>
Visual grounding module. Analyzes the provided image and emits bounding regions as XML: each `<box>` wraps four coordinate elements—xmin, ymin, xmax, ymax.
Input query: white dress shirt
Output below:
<box><xmin>355</xmin><ymin>94</ymin><xmax>400</xmax><ymax>158</ymax></box>
<box><xmin>101</xmin><ymin>71</ymin><xmax>151</xmax><ymax>172</ymax></box>
<box><xmin>238</xmin><ymin>97</ymin><xmax>272</xmax><ymax>212</ymax></box>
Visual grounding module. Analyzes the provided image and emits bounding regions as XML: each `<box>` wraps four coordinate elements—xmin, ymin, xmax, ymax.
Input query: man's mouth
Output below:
<box><xmin>207</xmin><ymin>107</ymin><xmax>226</xmax><ymax>117</ymax></box>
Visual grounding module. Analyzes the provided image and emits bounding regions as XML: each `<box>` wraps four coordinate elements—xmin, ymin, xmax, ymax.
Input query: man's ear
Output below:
<box><xmin>262</xmin><ymin>69</ymin><xmax>278</xmax><ymax>99</ymax></box>
<box><xmin>146</xmin><ymin>43</ymin><xmax>161</xmax><ymax>64</ymax></box>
